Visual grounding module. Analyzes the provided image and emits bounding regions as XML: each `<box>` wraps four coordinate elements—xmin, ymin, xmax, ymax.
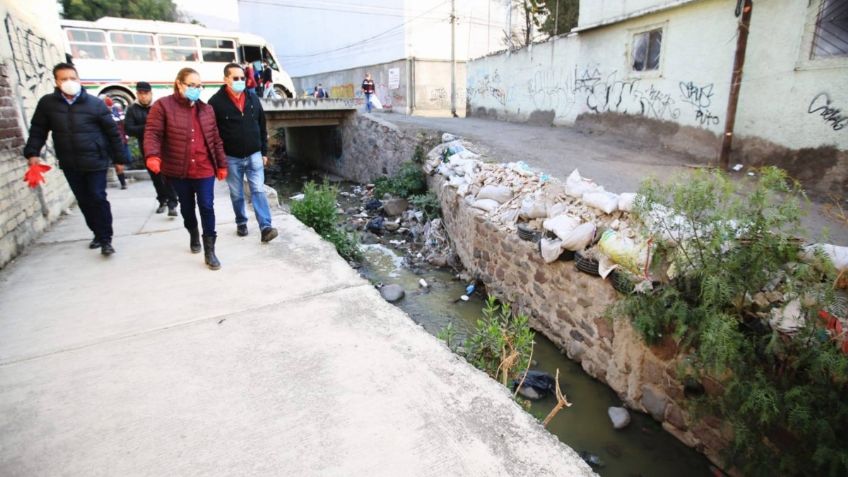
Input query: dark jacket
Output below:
<box><xmin>261</xmin><ymin>67</ymin><xmax>272</xmax><ymax>84</ymax></box>
<box><xmin>208</xmin><ymin>86</ymin><xmax>268</xmax><ymax>158</ymax></box>
<box><xmin>124</xmin><ymin>102</ymin><xmax>151</xmax><ymax>155</ymax></box>
<box><xmin>23</xmin><ymin>88</ymin><xmax>127</xmax><ymax>170</ymax></box>
<box><xmin>143</xmin><ymin>93</ymin><xmax>227</xmax><ymax>178</ymax></box>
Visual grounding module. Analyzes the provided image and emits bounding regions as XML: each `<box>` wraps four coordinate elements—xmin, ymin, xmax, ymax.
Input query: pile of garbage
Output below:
<box><xmin>425</xmin><ymin>133</ymin><xmax>848</xmax><ymax>345</ymax></box>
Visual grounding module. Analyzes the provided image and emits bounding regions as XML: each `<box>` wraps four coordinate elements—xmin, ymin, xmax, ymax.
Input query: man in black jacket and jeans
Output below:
<box><xmin>125</xmin><ymin>81</ymin><xmax>178</xmax><ymax>216</ymax></box>
<box><xmin>24</xmin><ymin>63</ymin><xmax>127</xmax><ymax>255</ymax></box>
<box><xmin>209</xmin><ymin>63</ymin><xmax>278</xmax><ymax>242</ymax></box>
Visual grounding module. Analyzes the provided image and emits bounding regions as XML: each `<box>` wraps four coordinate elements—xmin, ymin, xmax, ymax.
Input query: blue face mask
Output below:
<box><xmin>231</xmin><ymin>80</ymin><xmax>246</xmax><ymax>93</ymax></box>
<box><xmin>184</xmin><ymin>86</ymin><xmax>202</xmax><ymax>102</ymax></box>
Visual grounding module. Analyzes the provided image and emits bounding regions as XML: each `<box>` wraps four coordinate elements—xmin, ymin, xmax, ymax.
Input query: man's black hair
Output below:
<box><xmin>223</xmin><ymin>63</ymin><xmax>244</xmax><ymax>77</ymax></box>
<box><xmin>52</xmin><ymin>62</ymin><xmax>78</xmax><ymax>79</ymax></box>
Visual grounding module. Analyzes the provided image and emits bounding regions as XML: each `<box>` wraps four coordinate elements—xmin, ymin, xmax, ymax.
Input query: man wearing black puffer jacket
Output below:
<box><xmin>209</xmin><ymin>63</ymin><xmax>278</xmax><ymax>243</ymax></box>
<box><xmin>24</xmin><ymin>63</ymin><xmax>127</xmax><ymax>256</ymax></box>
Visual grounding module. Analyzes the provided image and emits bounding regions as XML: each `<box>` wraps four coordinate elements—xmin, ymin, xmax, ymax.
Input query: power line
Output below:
<box><xmin>239</xmin><ymin>0</ymin><xmax>447</xmax><ymax>19</ymax></box>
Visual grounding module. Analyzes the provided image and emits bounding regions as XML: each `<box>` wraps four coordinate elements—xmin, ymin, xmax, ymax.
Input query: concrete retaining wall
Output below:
<box><xmin>432</xmin><ymin>174</ymin><xmax>732</xmax><ymax>468</ymax></box>
<box><xmin>0</xmin><ymin>3</ymin><xmax>75</xmax><ymax>268</ymax></box>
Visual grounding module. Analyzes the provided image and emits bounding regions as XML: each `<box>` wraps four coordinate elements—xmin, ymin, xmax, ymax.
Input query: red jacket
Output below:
<box><xmin>143</xmin><ymin>94</ymin><xmax>227</xmax><ymax>178</ymax></box>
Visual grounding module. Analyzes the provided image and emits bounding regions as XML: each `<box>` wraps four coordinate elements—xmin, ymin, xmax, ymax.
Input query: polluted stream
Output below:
<box><xmin>271</xmin><ymin>162</ymin><xmax>713</xmax><ymax>477</ymax></box>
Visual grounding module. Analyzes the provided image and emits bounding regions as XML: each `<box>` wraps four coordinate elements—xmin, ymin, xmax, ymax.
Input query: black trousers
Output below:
<box><xmin>62</xmin><ymin>168</ymin><xmax>113</xmax><ymax>242</ymax></box>
<box><xmin>147</xmin><ymin>167</ymin><xmax>178</xmax><ymax>207</ymax></box>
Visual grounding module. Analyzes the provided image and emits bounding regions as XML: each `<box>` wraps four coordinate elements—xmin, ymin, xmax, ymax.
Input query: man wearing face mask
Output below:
<box><xmin>23</xmin><ymin>63</ymin><xmax>128</xmax><ymax>256</ymax></box>
<box><xmin>209</xmin><ymin>63</ymin><xmax>278</xmax><ymax>243</ymax></box>
<box><xmin>125</xmin><ymin>81</ymin><xmax>178</xmax><ymax>216</ymax></box>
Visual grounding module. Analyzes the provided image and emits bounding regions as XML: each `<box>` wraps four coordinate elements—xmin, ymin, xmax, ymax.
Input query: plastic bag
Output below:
<box><xmin>543</xmin><ymin>215</ymin><xmax>580</xmax><ymax>241</ymax></box>
<box><xmin>520</xmin><ymin>193</ymin><xmax>548</xmax><ymax>219</ymax></box>
<box><xmin>370</xmin><ymin>95</ymin><xmax>383</xmax><ymax>109</ymax></box>
<box><xmin>583</xmin><ymin>190</ymin><xmax>619</xmax><ymax>214</ymax></box>
<box><xmin>598</xmin><ymin>229</ymin><xmax>651</xmax><ymax>276</ymax></box>
<box><xmin>802</xmin><ymin>244</ymin><xmax>848</xmax><ymax>272</ymax></box>
<box><xmin>618</xmin><ymin>193</ymin><xmax>637</xmax><ymax>213</ymax></box>
<box><xmin>540</xmin><ymin>237</ymin><xmax>564</xmax><ymax>263</ymax></box>
<box><xmin>561</xmin><ymin>222</ymin><xmax>596</xmax><ymax>251</ymax></box>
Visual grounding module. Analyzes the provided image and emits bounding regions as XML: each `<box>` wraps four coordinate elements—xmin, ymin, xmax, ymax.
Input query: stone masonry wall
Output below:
<box><xmin>0</xmin><ymin>63</ymin><xmax>73</xmax><ymax>268</ymax></box>
<box><xmin>432</xmin><ymin>175</ymin><xmax>732</xmax><ymax>468</ymax></box>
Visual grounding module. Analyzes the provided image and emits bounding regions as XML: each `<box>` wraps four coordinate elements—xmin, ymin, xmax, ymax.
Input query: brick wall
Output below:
<box><xmin>0</xmin><ymin>63</ymin><xmax>73</xmax><ymax>268</ymax></box>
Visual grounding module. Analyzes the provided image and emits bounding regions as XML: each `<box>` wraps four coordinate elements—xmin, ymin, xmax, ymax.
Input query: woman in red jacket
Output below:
<box><xmin>144</xmin><ymin>68</ymin><xmax>228</xmax><ymax>270</ymax></box>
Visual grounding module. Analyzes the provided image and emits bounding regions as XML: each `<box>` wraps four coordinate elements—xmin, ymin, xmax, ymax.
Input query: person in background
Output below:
<box><xmin>209</xmin><ymin>63</ymin><xmax>278</xmax><ymax>243</ymax></box>
<box><xmin>261</xmin><ymin>61</ymin><xmax>274</xmax><ymax>98</ymax></box>
<box><xmin>361</xmin><ymin>72</ymin><xmax>375</xmax><ymax>113</ymax></box>
<box><xmin>244</xmin><ymin>62</ymin><xmax>257</xmax><ymax>95</ymax></box>
<box><xmin>313</xmin><ymin>83</ymin><xmax>328</xmax><ymax>99</ymax></box>
<box><xmin>125</xmin><ymin>81</ymin><xmax>178</xmax><ymax>216</ymax></box>
<box><xmin>144</xmin><ymin>68</ymin><xmax>228</xmax><ymax>270</ymax></box>
<box><xmin>103</xmin><ymin>96</ymin><xmax>129</xmax><ymax>189</ymax></box>
<box><xmin>23</xmin><ymin>63</ymin><xmax>127</xmax><ymax>255</ymax></box>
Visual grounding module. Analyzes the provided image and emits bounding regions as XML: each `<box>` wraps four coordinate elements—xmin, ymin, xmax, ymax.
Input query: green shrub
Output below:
<box><xmin>291</xmin><ymin>181</ymin><xmax>361</xmax><ymax>261</ymax></box>
<box><xmin>465</xmin><ymin>295</ymin><xmax>535</xmax><ymax>385</ymax></box>
<box><xmin>373</xmin><ymin>162</ymin><xmax>427</xmax><ymax>199</ymax></box>
<box><xmin>613</xmin><ymin>167</ymin><xmax>847</xmax><ymax>476</ymax></box>
<box><xmin>410</xmin><ymin>192</ymin><xmax>442</xmax><ymax>221</ymax></box>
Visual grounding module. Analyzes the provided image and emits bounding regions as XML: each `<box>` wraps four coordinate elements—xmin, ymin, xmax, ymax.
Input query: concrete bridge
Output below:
<box><xmin>260</xmin><ymin>97</ymin><xmax>358</xmax><ymax>127</ymax></box>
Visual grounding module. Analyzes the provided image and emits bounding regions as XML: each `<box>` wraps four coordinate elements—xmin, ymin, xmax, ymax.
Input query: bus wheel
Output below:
<box><xmin>102</xmin><ymin>88</ymin><xmax>134</xmax><ymax>111</ymax></box>
<box><xmin>273</xmin><ymin>84</ymin><xmax>292</xmax><ymax>99</ymax></box>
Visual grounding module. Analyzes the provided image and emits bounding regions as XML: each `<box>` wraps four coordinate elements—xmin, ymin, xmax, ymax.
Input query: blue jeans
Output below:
<box><xmin>63</xmin><ymin>168</ymin><xmax>112</xmax><ymax>242</ymax></box>
<box><xmin>226</xmin><ymin>152</ymin><xmax>272</xmax><ymax>230</ymax></box>
<box><xmin>169</xmin><ymin>176</ymin><xmax>216</xmax><ymax>237</ymax></box>
<box><xmin>364</xmin><ymin>93</ymin><xmax>372</xmax><ymax>113</ymax></box>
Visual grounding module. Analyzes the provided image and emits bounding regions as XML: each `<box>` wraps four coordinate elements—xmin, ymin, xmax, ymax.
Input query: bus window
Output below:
<box><xmin>200</xmin><ymin>38</ymin><xmax>236</xmax><ymax>63</ymax></box>
<box><xmin>240</xmin><ymin>45</ymin><xmax>262</xmax><ymax>63</ymax></box>
<box><xmin>261</xmin><ymin>46</ymin><xmax>279</xmax><ymax>71</ymax></box>
<box><xmin>66</xmin><ymin>28</ymin><xmax>109</xmax><ymax>60</ymax></box>
<box><xmin>158</xmin><ymin>35</ymin><xmax>198</xmax><ymax>61</ymax></box>
<box><xmin>110</xmin><ymin>32</ymin><xmax>156</xmax><ymax>61</ymax></box>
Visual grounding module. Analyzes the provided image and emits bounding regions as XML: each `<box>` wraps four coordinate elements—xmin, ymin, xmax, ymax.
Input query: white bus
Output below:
<box><xmin>59</xmin><ymin>17</ymin><xmax>296</xmax><ymax>108</ymax></box>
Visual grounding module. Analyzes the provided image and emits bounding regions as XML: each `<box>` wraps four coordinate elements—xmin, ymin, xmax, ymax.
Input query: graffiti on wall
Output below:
<box><xmin>3</xmin><ymin>12</ymin><xmax>63</xmax><ymax>125</ymax></box>
<box><xmin>467</xmin><ymin>69</ymin><xmax>507</xmax><ymax>107</ymax></box>
<box><xmin>679</xmin><ymin>81</ymin><xmax>720</xmax><ymax>126</ymax></box>
<box><xmin>582</xmin><ymin>71</ymin><xmax>681</xmax><ymax>121</ymax></box>
<box><xmin>331</xmin><ymin>83</ymin><xmax>355</xmax><ymax>99</ymax></box>
<box><xmin>808</xmin><ymin>93</ymin><xmax>847</xmax><ymax>132</ymax></box>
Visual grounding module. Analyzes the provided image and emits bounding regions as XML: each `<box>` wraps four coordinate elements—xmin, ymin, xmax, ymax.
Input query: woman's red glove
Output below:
<box><xmin>216</xmin><ymin>168</ymin><xmax>228</xmax><ymax>181</ymax></box>
<box><xmin>23</xmin><ymin>163</ymin><xmax>52</xmax><ymax>188</ymax></box>
<box><xmin>146</xmin><ymin>156</ymin><xmax>161</xmax><ymax>174</ymax></box>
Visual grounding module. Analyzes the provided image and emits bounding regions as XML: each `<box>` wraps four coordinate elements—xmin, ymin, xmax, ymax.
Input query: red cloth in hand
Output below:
<box><xmin>146</xmin><ymin>156</ymin><xmax>161</xmax><ymax>174</ymax></box>
<box><xmin>216</xmin><ymin>168</ymin><xmax>228</xmax><ymax>181</ymax></box>
<box><xmin>24</xmin><ymin>163</ymin><xmax>52</xmax><ymax>188</ymax></box>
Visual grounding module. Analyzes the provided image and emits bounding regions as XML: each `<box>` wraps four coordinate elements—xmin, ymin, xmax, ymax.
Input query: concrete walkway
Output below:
<box><xmin>0</xmin><ymin>180</ymin><xmax>594</xmax><ymax>477</ymax></box>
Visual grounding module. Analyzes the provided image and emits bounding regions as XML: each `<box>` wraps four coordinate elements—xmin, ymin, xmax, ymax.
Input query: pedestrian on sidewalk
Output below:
<box><xmin>125</xmin><ymin>81</ymin><xmax>178</xmax><ymax>216</ymax></box>
<box><xmin>143</xmin><ymin>68</ymin><xmax>228</xmax><ymax>270</ymax></box>
<box><xmin>313</xmin><ymin>83</ymin><xmax>328</xmax><ymax>99</ymax></box>
<box><xmin>103</xmin><ymin>96</ymin><xmax>129</xmax><ymax>190</ymax></box>
<box><xmin>243</xmin><ymin>62</ymin><xmax>257</xmax><ymax>95</ymax></box>
<box><xmin>209</xmin><ymin>63</ymin><xmax>279</xmax><ymax>243</ymax></box>
<box><xmin>361</xmin><ymin>73</ymin><xmax>375</xmax><ymax>113</ymax></box>
<box><xmin>261</xmin><ymin>61</ymin><xmax>274</xmax><ymax>99</ymax></box>
<box><xmin>23</xmin><ymin>63</ymin><xmax>127</xmax><ymax>256</ymax></box>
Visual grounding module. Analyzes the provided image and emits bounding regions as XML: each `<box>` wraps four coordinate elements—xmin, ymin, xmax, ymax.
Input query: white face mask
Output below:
<box><xmin>60</xmin><ymin>80</ymin><xmax>81</xmax><ymax>96</ymax></box>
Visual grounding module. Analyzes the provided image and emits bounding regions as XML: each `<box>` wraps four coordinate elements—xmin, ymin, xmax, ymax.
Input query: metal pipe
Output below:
<box><xmin>719</xmin><ymin>0</ymin><xmax>753</xmax><ymax>170</ymax></box>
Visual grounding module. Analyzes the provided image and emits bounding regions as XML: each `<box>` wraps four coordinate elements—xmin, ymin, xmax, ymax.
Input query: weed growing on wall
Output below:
<box><xmin>373</xmin><ymin>162</ymin><xmax>427</xmax><ymax>199</ymax></box>
<box><xmin>614</xmin><ymin>167</ymin><xmax>847</xmax><ymax>476</ymax></box>
<box><xmin>410</xmin><ymin>192</ymin><xmax>442</xmax><ymax>221</ymax></box>
<box><xmin>291</xmin><ymin>181</ymin><xmax>361</xmax><ymax>261</ymax></box>
<box><xmin>465</xmin><ymin>295</ymin><xmax>535</xmax><ymax>386</ymax></box>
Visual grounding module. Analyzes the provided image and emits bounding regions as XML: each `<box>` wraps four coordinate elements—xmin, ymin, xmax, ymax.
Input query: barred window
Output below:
<box><xmin>812</xmin><ymin>0</ymin><xmax>848</xmax><ymax>58</ymax></box>
<box><xmin>632</xmin><ymin>28</ymin><xmax>662</xmax><ymax>71</ymax></box>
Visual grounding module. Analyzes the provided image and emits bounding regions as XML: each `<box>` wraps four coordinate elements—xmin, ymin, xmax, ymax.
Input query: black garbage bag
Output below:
<box><xmin>366</xmin><ymin>217</ymin><xmax>385</xmax><ymax>234</ymax></box>
<box><xmin>511</xmin><ymin>370</ymin><xmax>556</xmax><ymax>400</ymax></box>
<box><xmin>365</xmin><ymin>198</ymin><xmax>383</xmax><ymax>211</ymax></box>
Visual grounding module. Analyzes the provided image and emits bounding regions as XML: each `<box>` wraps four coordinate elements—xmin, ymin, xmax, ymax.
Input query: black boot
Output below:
<box><xmin>202</xmin><ymin>235</ymin><xmax>221</xmax><ymax>270</ymax></box>
<box><xmin>189</xmin><ymin>228</ymin><xmax>201</xmax><ymax>253</ymax></box>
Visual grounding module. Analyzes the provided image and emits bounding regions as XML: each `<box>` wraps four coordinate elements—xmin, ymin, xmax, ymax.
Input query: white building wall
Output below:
<box><xmin>735</xmin><ymin>0</ymin><xmax>848</xmax><ymax>150</ymax></box>
<box><xmin>468</xmin><ymin>0</ymin><xmax>734</xmax><ymax>141</ymax></box>
<box><xmin>578</xmin><ymin>0</ymin><xmax>699</xmax><ymax>27</ymax></box>
<box><xmin>174</xmin><ymin>0</ymin><xmax>240</xmax><ymax>31</ymax></box>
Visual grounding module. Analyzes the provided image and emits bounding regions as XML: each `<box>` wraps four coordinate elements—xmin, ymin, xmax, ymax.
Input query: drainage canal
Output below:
<box><xmin>269</xmin><ymin>159</ymin><xmax>713</xmax><ymax>477</ymax></box>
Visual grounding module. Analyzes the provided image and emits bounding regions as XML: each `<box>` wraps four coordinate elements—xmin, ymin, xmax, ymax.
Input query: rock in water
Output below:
<box><xmin>380</xmin><ymin>284</ymin><xmax>405</xmax><ymax>302</ymax></box>
<box><xmin>383</xmin><ymin>198</ymin><xmax>409</xmax><ymax>216</ymax></box>
<box><xmin>608</xmin><ymin>406</ymin><xmax>631</xmax><ymax>429</ymax></box>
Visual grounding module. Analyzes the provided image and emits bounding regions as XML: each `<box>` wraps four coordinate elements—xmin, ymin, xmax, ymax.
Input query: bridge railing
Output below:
<box><xmin>260</xmin><ymin>97</ymin><xmax>358</xmax><ymax>111</ymax></box>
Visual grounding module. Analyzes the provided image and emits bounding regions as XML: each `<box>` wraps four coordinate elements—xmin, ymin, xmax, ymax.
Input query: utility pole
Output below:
<box><xmin>450</xmin><ymin>0</ymin><xmax>457</xmax><ymax>117</ymax></box>
<box><xmin>719</xmin><ymin>0</ymin><xmax>753</xmax><ymax>170</ymax></box>
<box><xmin>554</xmin><ymin>0</ymin><xmax>560</xmax><ymax>37</ymax></box>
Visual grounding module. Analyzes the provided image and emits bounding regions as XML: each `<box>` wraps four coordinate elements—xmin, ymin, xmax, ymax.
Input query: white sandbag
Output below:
<box><xmin>583</xmin><ymin>190</ymin><xmax>620</xmax><ymax>214</ymax></box>
<box><xmin>565</xmin><ymin>169</ymin><xmax>600</xmax><ymax>198</ymax></box>
<box><xmin>472</xmin><ymin>198</ymin><xmax>500</xmax><ymax>212</ymax></box>
<box><xmin>442</xmin><ymin>133</ymin><xmax>459</xmax><ymax>142</ymax></box>
<box><xmin>540</xmin><ymin>237</ymin><xmax>564</xmax><ymax>264</ymax></box>
<box><xmin>547</xmin><ymin>202</ymin><xmax>569</xmax><ymax>219</ymax></box>
<box><xmin>598</xmin><ymin>229</ymin><xmax>651</xmax><ymax>276</ymax></box>
<box><xmin>618</xmin><ymin>193</ymin><xmax>637</xmax><ymax>213</ymax></box>
<box><xmin>543</xmin><ymin>215</ymin><xmax>580</xmax><ymax>241</ymax></box>
<box><xmin>769</xmin><ymin>299</ymin><xmax>805</xmax><ymax>334</ymax></box>
<box><xmin>477</xmin><ymin>185</ymin><xmax>513</xmax><ymax>204</ymax></box>
<box><xmin>561</xmin><ymin>222</ymin><xmax>596</xmax><ymax>251</ymax></box>
<box><xmin>520</xmin><ymin>194</ymin><xmax>548</xmax><ymax>219</ymax></box>
<box><xmin>802</xmin><ymin>244</ymin><xmax>848</xmax><ymax>272</ymax></box>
